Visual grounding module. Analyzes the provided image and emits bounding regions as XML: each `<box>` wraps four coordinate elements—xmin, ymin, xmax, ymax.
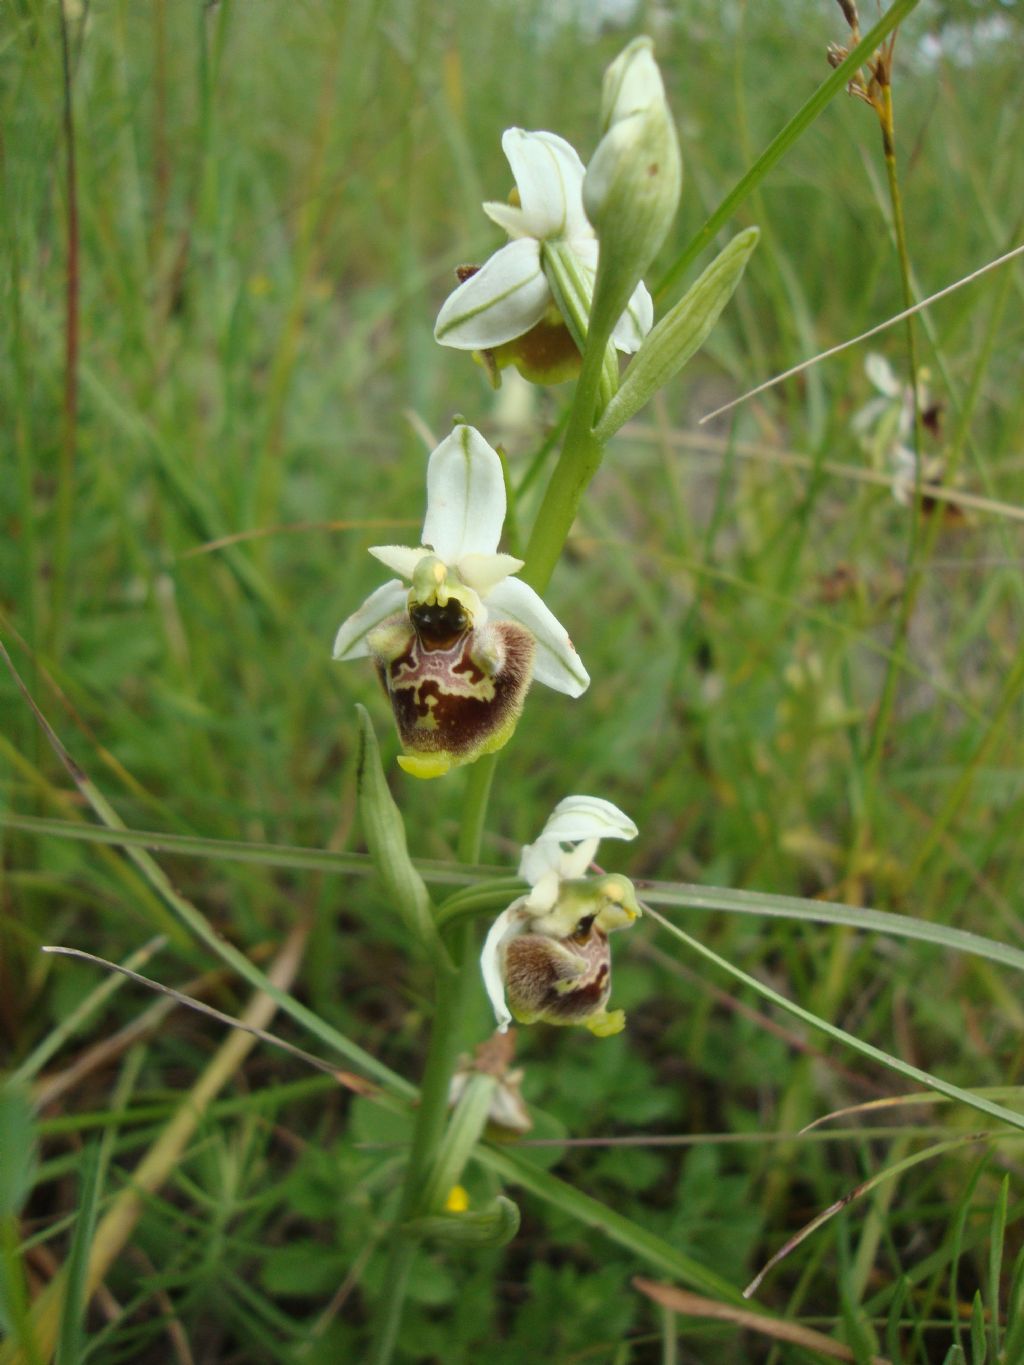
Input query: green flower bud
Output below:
<box><xmin>583</xmin><ymin>37</ymin><xmax>682</xmax><ymax>352</ymax></box>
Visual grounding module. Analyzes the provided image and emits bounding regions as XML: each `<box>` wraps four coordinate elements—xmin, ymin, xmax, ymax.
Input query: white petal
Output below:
<box><xmin>538</xmin><ymin>795</ymin><xmax>639</xmax><ymax>846</ymax></box>
<box><xmin>486</xmin><ymin>577</ymin><xmax>590</xmax><ymax>697</ymax></box>
<box><xmin>866</xmin><ymin>353</ymin><xmax>900</xmax><ymax>397</ymax></box>
<box><xmin>558</xmin><ymin>836</ymin><xmax>600</xmax><ymax>879</ymax></box>
<box><xmin>332</xmin><ymin>580</ymin><xmax>407</xmax><ymax>660</ymax></box>
<box><xmin>851</xmin><ymin>396</ymin><xmax>889</xmax><ymax>436</ymax></box>
<box><xmin>434</xmin><ymin>239</ymin><xmax>548</xmax><ymax>350</ymax></box>
<box><xmin>422</xmin><ymin>425</ymin><xmax>507</xmax><ymax>563</ymax></box>
<box><xmin>501</xmin><ymin>128</ymin><xmax>590</xmax><ymax>241</ymax></box>
<box><xmin>480</xmin><ymin>902</ymin><xmax>529</xmax><ymax>1032</ymax></box>
<box><xmin>518</xmin><ymin>838</ymin><xmax>598</xmax><ymax>889</ymax></box>
<box><xmin>518</xmin><ymin>839</ymin><xmax>564</xmax><ymax>890</ymax></box>
<box><xmin>611</xmin><ymin>278</ymin><xmax>654</xmax><ymax>353</ymax></box>
<box><xmin>458</xmin><ymin>551</ymin><xmax>524</xmax><ymax>596</ymax></box>
<box><xmin>482</xmin><ymin>200</ymin><xmax>532</xmax><ymax>239</ymax></box>
<box><xmin>523</xmin><ymin>867</ymin><xmax>561</xmax><ymax>912</ymax></box>
<box><xmin>368</xmin><ymin>545</ymin><xmax>430</xmax><ymax>579</ymax></box>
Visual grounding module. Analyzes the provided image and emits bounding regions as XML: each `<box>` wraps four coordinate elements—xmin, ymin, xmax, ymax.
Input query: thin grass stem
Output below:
<box><xmin>49</xmin><ymin>0</ymin><xmax>80</xmax><ymax>661</ymax></box>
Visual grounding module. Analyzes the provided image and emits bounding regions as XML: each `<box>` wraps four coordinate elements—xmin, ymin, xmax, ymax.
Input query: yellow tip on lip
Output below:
<box><xmin>585</xmin><ymin>1009</ymin><xmax>626</xmax><ymax>1038</ymax></box>
<box><xmin>397</xmin><ymin>752</ymin><xmax>453</xmax><ymax>780</ymax></box>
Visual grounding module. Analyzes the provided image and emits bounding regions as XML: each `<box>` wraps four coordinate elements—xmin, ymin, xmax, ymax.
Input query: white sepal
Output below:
<box><xmin>480</xmin><ymin>901</ymin><xmax>529</xmax><ymax>1032</ymax></box>
<box><xmin>422</xmin><ymin>425</ymin><xmax>507</xmax><ymax>562</ymax></box>
<box><xmin>518</xmin><ymin>797</ymin><xmax>637</xmax><ymax>888</ymax></box>
<box><xmin>332</xmin><ymin>580</ymin><xmax>407</xmax><ymax>660</ymax></box>
<box><xmin>499</xmin><ymin>128</ymin><xmax>590</xmax><ymax>241</ymax></box>
<box><xmin>486</xmin><ymin>577</ymin><xmax>590</xmax><ymax>697</ymax></box>
<box><xmin>866</xmin><ymin>352</ymin><xmax>900</xmax><ymax>398</ymax></box>
<box><xmin>557</xmin><ymin>837</ymin><xmax>601</xmax><ymax>880</ymax></box>
<box><xmin>539</xmin><ymin>795</ymin><xmax>640</xmax><ymax>847</ymax></box>
<box><xmin>522</xmin><ymin>866</ymin><xmax>562</xmax><ymax>913</ymax></box>
<box><xmin>434</xmin><ymin>238</ymin><xmax>549</xmax><ymax>350</ymax></box>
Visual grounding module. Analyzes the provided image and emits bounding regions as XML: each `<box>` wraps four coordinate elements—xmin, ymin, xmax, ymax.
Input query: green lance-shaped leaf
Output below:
<box><xmin>970</xmin><ymin>1291</ymin><xmax>988</xmax><ymax>1365</ymax></box>
<box><xmin>594</xmin><ymin>226</ymin><xmax>760</xmax><ymax>442</ymax></box>
<box><xmin>355</xmin><ymin>706</ymin><xmax>453</xmax><ymax>973</ymax></box>
<box><xmin>405</xmin><ymin>1196</ymin><xmax>521</xmax><ymax>1248</ymax></box>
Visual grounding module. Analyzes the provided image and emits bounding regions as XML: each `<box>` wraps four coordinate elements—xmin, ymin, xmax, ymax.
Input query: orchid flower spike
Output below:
<box><xmin>333</xmin><ymin>425</ymin><xmax>589</xmax><ymax>779</ymax></box>
<box><xmin>434</xmin><ymin>128</ymin><xmax>653</xmax><ymax>384</ymax></box>
<box><xmin>481</xmin><ymin>796</ymin><xmax>641</xmax><ymax>1037</ymax></box>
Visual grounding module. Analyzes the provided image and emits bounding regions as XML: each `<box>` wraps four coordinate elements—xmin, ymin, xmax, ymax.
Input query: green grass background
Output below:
<box><xmin>3</xmin><ymin>0</ymin><xmax>1024</xmax><ymax>1360</ymax></box>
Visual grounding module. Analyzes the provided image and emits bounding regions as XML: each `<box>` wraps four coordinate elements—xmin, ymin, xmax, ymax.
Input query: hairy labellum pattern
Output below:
<box><xmin>503</xmin><ymin>922</ymin><xmax>612</xmax><ymax>1026</ymax></box>
<box><xmin>368</xmin><ymin>614</ymin><xmax>535</xmax><ymax>767</ymax></box>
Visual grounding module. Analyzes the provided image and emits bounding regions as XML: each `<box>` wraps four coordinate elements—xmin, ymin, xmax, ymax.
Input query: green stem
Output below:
<box><xmin>862</xmin><ymin>79</ymin><xmax>924</xmax><ymax>790</ymax></box>
<box><xmin>521</xmin><ymin>300</ymin><xmax>617</xmax><ymax>592</ymax></box>
<box><xmin>521</xmin><ymin>426</ymin><xmax>604</xmax><ymax>593</ymax></box>
<box><xmin>522</xmin><ymin>241</ymin><xmax>623</xmax><ymax>592</ymax></box>
<box><xmin>369</xmin><ymin>1242</ymin><xmax>417</xmax><ymax>1365</ymax></box>
<box><xmin>370</xmin><ymin>755</ymin><xmax>498</xmax><ymax>1362</ymax></box>
<box><xmin>369</xmin><ymin>960</ymin><xmax>466</xmax><ymax>1363</ymax></box>
<box><xmin>368</xmin><ymin>308</ymin><xmax>604</xmax><ymax>1350</ymax></box>
<box><xmin>457</xmin><ymin>756</ymin><xmax>497</xmax><ymax>864</ymax></box>
<box><xmin>370</xmin><ymin>143</ymin><xmax>644</xmax><ymax>1358</ymax></box>
<box><xmin>827</xmin><ymin>74</ymin><xmax>921</xmax><ymax>1019</ymax></box>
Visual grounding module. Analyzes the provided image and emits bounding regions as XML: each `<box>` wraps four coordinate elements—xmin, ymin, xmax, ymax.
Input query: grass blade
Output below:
<box><xmin>54</xmin><ymin>1143</ymin><xmax>101</xmax><ymax>1365</ymax></box>
<box><xmin>656</xmin><ymin>0</ymin><xmax>923</xmax><ymax>298</ymax></box>
<box><xmin>644</xmin><ymin>905</ymin><xmax>1024</xmax><ymax>1135</ymax></box>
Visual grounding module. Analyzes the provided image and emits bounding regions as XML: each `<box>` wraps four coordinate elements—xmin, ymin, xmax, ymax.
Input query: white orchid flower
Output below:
<box><xmin>434</xmin><ymin>128</ymin><xmax>653</xmax><ymax>380</ymax></box>
<box><xmin>333</xmin><ymin>424</ymin><xmax>589</xmax><ymax>779</ymax></box>
<box><xmin>853</xmin><ymin>354</ymin><xmax>945</xmax><ymax>506</ymax></box>
<box><xmin>481</xmin><ymin>796</ymin><xmax>640</xmax><ymax>1037</ymax></box>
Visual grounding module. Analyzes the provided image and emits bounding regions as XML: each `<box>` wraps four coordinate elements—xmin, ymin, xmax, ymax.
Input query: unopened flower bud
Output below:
<box><xmin>599</xmin><ymin>36</ymin><xmax>666</xmax><ymax>133</ymax></box>
<box><xmin>583</xmin><ymin>38</ymin><xmax>682</xmax><ymax>298</ymax></box>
